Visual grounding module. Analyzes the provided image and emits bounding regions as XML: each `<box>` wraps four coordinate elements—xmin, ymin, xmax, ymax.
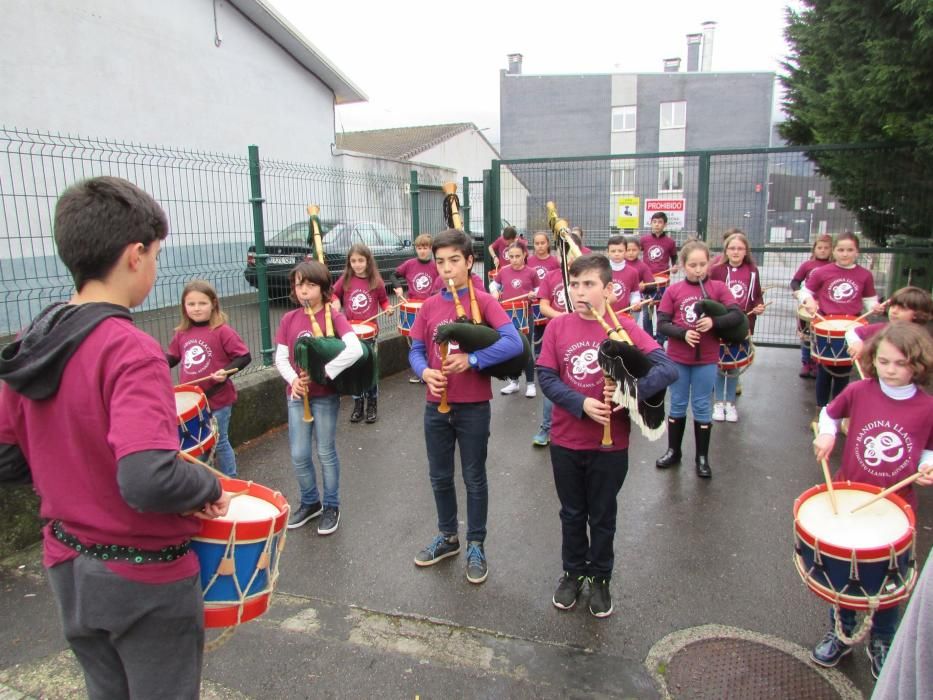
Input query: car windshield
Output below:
<box><xmin>325</xmin><ymin>223</ymin><xmax>401</xmax><ymax>249</ymax></box>
<box><xmin>268</xmin><ymin>221</ymin><xmax>336</xmax><ymax>246</ymax></box>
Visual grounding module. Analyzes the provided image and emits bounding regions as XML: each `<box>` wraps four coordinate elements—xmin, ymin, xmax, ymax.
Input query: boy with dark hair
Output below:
<box><xmin>536</xmin><ymin>253</ymin><xmax>676</xmax><ymax>617</ymax></box>
<box><xmin>488</xmin><ymin>225</ymin><xmax>528</xmax><ymax>269</ymax></box>
<box><xmin>0</xmin><ymin>176</ymin><xmax>231</xmax><ymax>700</ymax></box>
<box><xmin>409</xmin><ymin>229</ymin><xmax>523</xmax><ymax>584</ymax></box>
<box><xmin>639</xmin><ymin>212</ymin><xmax>678</xmax><ymax>340</ymax></box>
<box><xmin>606</xmin><ymin>234</ymin><xmax>643</xmax><ymax>314</ymax></box>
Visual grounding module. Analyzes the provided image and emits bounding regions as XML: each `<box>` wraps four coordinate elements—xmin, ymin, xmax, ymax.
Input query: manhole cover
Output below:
<box><xmin>665</xmin><ymin>637</ymin><xmax>843</xmax><ymax>699</ymax></box>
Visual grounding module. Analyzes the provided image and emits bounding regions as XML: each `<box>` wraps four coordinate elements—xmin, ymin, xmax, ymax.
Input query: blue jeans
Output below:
<box><xmin>642</xmin><ymin>286</ymin><xmax>667</xmax><ymax>343</ymax></box>
<box><xmin>423</xmin><ymin>401</ymin><xmax>490</xmax><ymax>543</ymax></box>
<box><xmin>669</xmin><ymin>362</ymin><xmax>717</xmax><ymax>422</ymax></box>
<box><xmin>287</xmin><ymin>395</ymin><xmax>341</xmax><ymax>508</ymax></box>
<box><xmin>713</xmin><ymin>368</ymin><xmax>739</xmax><ymax>403</ymax></box>
<box><xmin>212</xmin><ymin>404</ymin><xmax>237</xmax><ymax>477</ymax></box>
<box><xmin>539</xmin><ymin>395</ymin><xmax>553</xmax><ymax>433</ymax></box>
<box><xmin>832</xmin><ymin>605</ymin><xmax>899</xmax><ymax>644</ymax></box>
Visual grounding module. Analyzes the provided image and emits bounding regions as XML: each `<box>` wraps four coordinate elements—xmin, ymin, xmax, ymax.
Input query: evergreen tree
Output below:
<box><xmin>780</xmin><ymin>0</ymin><xmax>933</xmax><ymax>242</ymax></box>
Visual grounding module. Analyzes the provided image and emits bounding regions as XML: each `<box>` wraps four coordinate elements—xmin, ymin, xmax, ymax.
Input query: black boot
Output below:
<box><xmin>350</xmin><ymin>397</ymin><xmax>364</xmax><ymax>423</ymax></box>
<box><xmin>694</xmin><ymin>421</ymin><xmax>712</xmax><ymax>478</ymax></box>
<box><xmin>656</xmin><ymin>417</ymin><xmax>686</xmax><ymax>469</ymax></box>
<box><xmin>365</xmin><ymin>396</ymin><xmax>377</xmax><ymax>423</ymax></box>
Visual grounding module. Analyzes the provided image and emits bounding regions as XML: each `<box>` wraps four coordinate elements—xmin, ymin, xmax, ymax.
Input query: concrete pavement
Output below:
<box><xmin>1</xmin><ymin>347</ymin><xmax>930</xmax><ymax>698</ymax></box>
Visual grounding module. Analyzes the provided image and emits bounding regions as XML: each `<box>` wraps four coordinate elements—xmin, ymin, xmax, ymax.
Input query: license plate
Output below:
<box><xmin>268</xmin><ymin>256</ymin><xmax>296</xmax><ymax>265</ymax></box>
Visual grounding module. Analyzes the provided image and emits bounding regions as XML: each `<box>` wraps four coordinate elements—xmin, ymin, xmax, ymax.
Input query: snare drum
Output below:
<box><xmin>397</xmin><ymin>301</ymin><xmax>423</xmax><ymax>337</ymax></box>
<box><xmin>531</xmin><ymin>301</ymin><xmax>548</xmax><ymax>327</ymax></box>
<box><xmin>811</xmin><ymin>315</ymin><xmax>866</xmax><ymax>368</ymax></box>
<box><xmin>794</xmin><ymin>482</ymin><xmax>917</xmax><ymax>611</ymax></box>
<box><xmin>175</xmin><ymin>386</ymin><xmax>216</xmax><ymax>458</ymax></box>
<box><xmin>718</xmin><ymin>338</ymin><xmax>755</xmax><ymax>371</ymax></box>
<box><xmin>500</xmin><ymin>299</ymin><xmax>529</xmax><ymax>335</ymax></box>
<box><xmin>352</xmin><ymin>321</ymin><xmax>377</xmax><ymax>341</ymax></box>
<box><xmin>192</xmin><ymin>478</ymin><xmax>289</xmax><ymax>628</ymax></box>
<box><xmin>797</xmin><ymin>306</ymin><xmax>814</xmax><ymax>341</ymax></box>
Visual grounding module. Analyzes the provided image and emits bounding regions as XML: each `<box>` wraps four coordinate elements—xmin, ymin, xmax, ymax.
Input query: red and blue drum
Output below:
<box><xmin>718</xmin><ymin>338</ymin><xmax>754</xmax><ymax>372</ymax></box>
<box><xmin>397</xmin><ymin>301</ymin><xmax>423</xmax><ymax>337</ymax></box>
<box><xmin>192</xmin><ymin>478</ymin><xmax>289</xmax><ymax>628</ymax></box>
<box><xmin>811</xmin><ymin>315</ymin><xmax>866</xmax><ymax>368</ymax></box>
<box><xmin>352</xmin><ymin>321</ymin><xmax>378</xmax><ymax>341</ymax></box>
<box><xmin>174</xmin><ymin>386</ymin><xmax>215</xmax><ymax>458</ymax></box>
<box><xmin>500</xmin><ymin>299</ymin><xmax>529</xmax><ymax>335</ymax></box>
<box><xmin>794</xmin><ymin>482</ymin><xmax>917</xmax><ymax>611</ymax></box>
<box><xmin>531</xmin><ymin>301</ymin><xmax>547</xmax><ymax>327</ymax></box>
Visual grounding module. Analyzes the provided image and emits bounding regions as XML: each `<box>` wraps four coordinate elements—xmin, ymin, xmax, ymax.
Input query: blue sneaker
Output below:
<box><xmin>810</xmin><ymin>631</ymin><xmax>852</xmax><ymax>668</ymax></box>
<box><xmin>866</xmin><ymin>638</ymin><xmax>890</xmax><ymax>680</ymax></box>
<box><xmin>532</xmin><ymin>429</ymin><xmax>550</xmax><ymax>446</ymax></box>
<box><xmin>465</xmin><ymin>541</ymin><xmax>488</xmax><ymax>584</ymax></box>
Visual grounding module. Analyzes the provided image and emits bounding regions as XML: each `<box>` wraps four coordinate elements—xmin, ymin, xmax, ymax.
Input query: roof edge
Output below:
<box><xmin>228</xmin><ymin>0</ymin><xmax>367</xmax><ymax>104</ymax></box>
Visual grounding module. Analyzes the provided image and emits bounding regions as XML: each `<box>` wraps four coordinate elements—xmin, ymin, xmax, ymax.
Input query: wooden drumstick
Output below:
<box><xmin>176</xmin><ymin>368</ymin><xmax>239</xmax><ymax>388</ymax></box>
<box><xmin>810</xmin><ymin>421</ymin><xmax>838</xmax><ymax>515</ymax></box>
<box><xmin>178</xmin><ymin>449</ymin><xmax>228</xmax><ymax>480</ymax></box>
<box><xmin>748</xmin><ymin>301</ymin><xmax>773</xmax><ymax>317</ymax></box>
<box><xmin>360</xmin><ymin>301</ymin><xmax>405</xmax><ymax>326</ymax></box>
<box><xmin>850</xmin><ymin>467</ymin><xmax>932</xmax><ymax>514</ymax></box>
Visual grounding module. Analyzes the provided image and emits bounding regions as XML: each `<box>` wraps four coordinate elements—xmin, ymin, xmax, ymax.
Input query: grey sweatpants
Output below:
<box><xmin>47</xmin><ymin>555</ymin><xmax>204</xmax><ymax>700</ymax></box>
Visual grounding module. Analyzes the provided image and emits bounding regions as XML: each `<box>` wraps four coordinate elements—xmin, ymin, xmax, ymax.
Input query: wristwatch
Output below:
<box><xmin>468</xmin><ymin>353</ymin><xmax>479</xmax><ymax>368</ymax></box>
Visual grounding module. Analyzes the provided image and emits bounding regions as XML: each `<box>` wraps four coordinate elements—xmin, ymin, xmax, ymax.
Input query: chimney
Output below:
<box><xmin>686</xmin><ymin>34</ymin><xmax>702</xmax><ymax>72</ymax></box>
<box><xmin>663</xmin><ymin>57</ymin><xmax>681</xmax><ymax>73</ymax></box>
<box><xmin>507</xmin><ymin>53</ymin><xmax>523</xmax><ymax>75</ymax></box>
<box><xmin>701</xmin><ymin>21</ymin><xmax>717</xmax><ymax>71</ymax></box>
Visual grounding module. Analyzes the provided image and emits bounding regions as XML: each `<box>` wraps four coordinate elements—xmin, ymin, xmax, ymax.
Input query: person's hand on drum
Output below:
<box><xmin>813</xmin><ymin>433</ymin><xmax>835</xmax><ymax>462</ymax></box>
<box><xmin>684</xmin><ymin>329</ymin><xmax>702</xmax><ymax>347</ymax></box>
<box><xmin>917</xmin><ymin>465</ymin><xmax>933</xmax><ymax>487</ymax></box>
<box><xmin>422</xmin><ymin>368</ymin><xmax>447</xmax><ymax>397</ymax></box>
<box><xmin>289</xmin><ymin>372</ymin><xmax>309</xmax><ymax>400</ymax></box>
<box><xmin>200</xmin><ymin>490</ymin><xmax>233</xmax><ymax>519</ymax></box>
<box><xmin>848</xmin><ymin>339</ymin><xmax>864</xmax><ymax>362</ymax></box>
<box><xmin>583</xmin><ymin>396</ymin><xmax>612</xmax><ymax>425</ymax></box>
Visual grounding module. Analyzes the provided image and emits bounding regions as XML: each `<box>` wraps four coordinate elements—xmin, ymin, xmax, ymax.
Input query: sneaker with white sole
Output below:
<box><xmin>525</xmin><ymin>383</ymin><xmax>536</xmax><ymax>398</ymax></box>
<box><xmin>500</xmin><ymin>380</ymin><xmax>520</xmax><ymax>395</ymax></box>
<box><xmin>316</xmin><ymin>506</ymin><xmax>339</xmax><ymax>535</ymax></box>
<box><xmin>724</xmin><ymin>403</ymin><xmax>738</xmax><ymax>422</ymax></box>
<box><xmin>712</xmin><ymin>402</ymin><xmax>725</xmax><ymax>422</ymax></box>
<box><xmin>532</xmin><ymin>429</ymin><xmax>550</xmax><ymax>446</ymax></box>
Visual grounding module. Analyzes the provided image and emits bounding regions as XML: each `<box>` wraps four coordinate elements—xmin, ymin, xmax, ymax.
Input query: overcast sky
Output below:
<box><xmin>268</xmin><ymin>0</ymin><xmax>803</xmax><ymax>147</ymax></box>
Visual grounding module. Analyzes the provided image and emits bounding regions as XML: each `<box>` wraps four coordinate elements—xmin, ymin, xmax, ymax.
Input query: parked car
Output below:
<box><xmin>245</xmin><ymin>221</ymin><xmax>412</xmax><ymax>297</ymax></box>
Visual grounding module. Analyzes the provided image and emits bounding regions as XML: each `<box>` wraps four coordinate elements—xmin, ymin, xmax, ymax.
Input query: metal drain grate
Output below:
<box><xmin>665</xmin><ymin>637</ymin><xmax>843</xmax><ymax>699</ymax></box>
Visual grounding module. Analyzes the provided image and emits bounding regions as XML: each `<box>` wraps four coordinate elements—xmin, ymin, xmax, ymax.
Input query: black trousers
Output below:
<box><xmin>549</xmin><ymin>444</ymin><xmax>628</xmax><ymax>578</ymax></box>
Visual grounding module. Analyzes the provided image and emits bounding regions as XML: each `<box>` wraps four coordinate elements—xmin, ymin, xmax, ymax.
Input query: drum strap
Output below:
<box><xmin>51</xmin><ymin>520</ymin><xmax>190</xmax><ymax>564</ymax></box>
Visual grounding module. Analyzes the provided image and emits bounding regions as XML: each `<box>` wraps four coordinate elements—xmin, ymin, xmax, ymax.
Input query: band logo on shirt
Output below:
<box><xmin>535</xmin><ymin>267</ymin><xmax>547</xmax><ymax>280</ymax></box>
<box><xmin>828</xmin><ymin>279</ymin><xmax>858</xmax><ymax>302</ymax></box>
<box><xmin>349</xmin><ymin>290</ymin><xmax>372</xmax><ymax>313</ymax></box>
<box><xmin>647</xmin><ymin>246</ymin><xmax>663</xmax><ymax>262</ymax></box>
<box><xmin>612</xmin><ymin>281</ymin><xmax>626</xmax><ymax>300</ymax></box>
<box><xmin>563</xmin><ymin>341</ymin><xmax>601</xmax><ymax>385</ymax></box>
<box><xmin>182</xmin><ymin>340</ymin><xmax>212</xmax><ymax>372</ymax></box>
<box><xmin>678</xmin><ymin>296</ymin><xmax>701</xmax><ymax>326</ymax></box>
<box><xmin>728</xmin><ymin>281</ymin><xmax>747</xmax><ymax>301</ymax></box>
<box><xmin>433</xmin><ymin>318</ymin><xmax>461</xmax><ymax>355</ymax></box>
<box><xmin>855</xmin><ymin>419</ymin><xmax>913</xmax><ymax>476</ymax></box>
<box><xmin>510</xmin><ymin>279</ymin><xmax>522</xmax><ymax>289</ymax></box>
<box><xmin>412</xmin><ymin>273</ymin><xmax>432</xmax><ymax>293</ymax></box>
<box><xmin>552</xmin><ymin>284</ymin><xmax>567</xmax><ymax>311</ymax></box>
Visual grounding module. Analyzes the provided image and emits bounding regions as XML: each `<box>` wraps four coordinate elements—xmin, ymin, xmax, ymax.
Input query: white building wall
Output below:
<box><xmin>1</xmin><ymin>0</ymin><xmax>337</xmax><ymax>163</ymax></box>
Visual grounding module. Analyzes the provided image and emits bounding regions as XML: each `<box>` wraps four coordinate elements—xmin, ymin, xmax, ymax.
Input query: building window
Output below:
<box><xmin>611</xmin><ymin>165</ymin><xmax>635</xmax><ymax>194</ymax></box>
<box><xmin>611</xmin><ymin>106</ymin><xmax>636</xmax><ymax>132</ymax></box>
<box><xmin>658</xmin><ymin>158</ymin><xmax>684</xmax><ymax>193</ymax></box>
<box><xmin>660</xmin><ymin>101</ymin><xmax>686</xmax><ymax>129</ymax></box>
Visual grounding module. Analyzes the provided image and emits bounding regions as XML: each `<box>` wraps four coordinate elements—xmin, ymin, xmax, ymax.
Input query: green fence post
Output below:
<box><xmin>461</xmin><ymin>175</ymin><xmax>471</xmax><ymax>234</ymax></box>
<box><xmin>410</xmin><ymin>170</ymin><xmax>420</xmax><ymax>240</ymax></box>
<box><xmin>248</xmin><ymin>145</ymin><xmax>273</xmax><ymax>366</ymax></box>
<box><xmin>483</xmin><ymin>168</ymin><xmax>494</xmax><ymax>277</ymax></box>
<box><xmin>696</xmin><ymin>152</ymin><xmax>711</xmax><ymax>241</ymax></box>
<box><xmin>489</xmin><ymin>161</ymin><xmax>502</xmax><ymax>280</ymax></box>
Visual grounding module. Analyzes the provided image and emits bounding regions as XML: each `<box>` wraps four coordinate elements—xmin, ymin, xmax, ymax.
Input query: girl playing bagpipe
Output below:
<box><xmin>332</xmin><ymin>243</ymin><xmax>390</xmax><ymax>424</ymax></box>
<box><xmin>708</xmin><ymin>231</ymin><xmax>764</xmax><ymax>423</ymax></box>
<box><xmin>275</xmin><ymin>261</ymin><xmax>362</xmax><ymax>535</ymax></box>
<box><xmin>655</xmin><ymin>240</ymin><xmax>746</xmax><ymax>478</ymax></box>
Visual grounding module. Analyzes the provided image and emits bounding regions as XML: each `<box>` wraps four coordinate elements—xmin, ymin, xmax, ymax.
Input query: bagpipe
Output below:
<box><xmin>591</xmin><ymin>303</ymin><xmax>667</xmax><ymax>443</ymax></box>
<box><xmin>692</xmin><ymin>278</ymin><xmax>749</xmax><ymax>344</ymax></box>
<box><xmin>292</xmin><ymin>204</ymin><xmax>377</xmax><ymax>423</ymax></box>
<box><xmin>546</xmin><ymin>201</ymin><xmax>665</xmax><ymax>442</ymax></box>
<box><xmin>433</xmin><ymin>184</ymin><xmax>531</xmax><ymax>414</ymax></box>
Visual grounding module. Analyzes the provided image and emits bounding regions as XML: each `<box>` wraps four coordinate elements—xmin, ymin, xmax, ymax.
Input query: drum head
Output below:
<box><xmin>175</xmin><ymin>389</ymin><xmax>204</xmax><ymax>413</ymax></box>
<box><xmin>796</xmin><ymin>488</ymin><xmax>910</xmax><ymax>550</ymax></box>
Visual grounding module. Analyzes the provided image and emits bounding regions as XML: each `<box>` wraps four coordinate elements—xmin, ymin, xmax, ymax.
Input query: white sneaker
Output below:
<box><xmin>712</xmin><ymin>402</ymin><xmax>725</xmax><ymax>422</ymax></box>
<box><xmin>525</xmin><ymin>383</ymin><xmax>537</xmax><ymax>398</ymax></box>
<box><xmin>500</xmin><ymin>380</ymin><xmax>520</xmax><ymax>395</ymax></box>
<box><xmin>724</xmin><ymin>403</ymin><xmax>738</xmax><ymax>423</ymax></box>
